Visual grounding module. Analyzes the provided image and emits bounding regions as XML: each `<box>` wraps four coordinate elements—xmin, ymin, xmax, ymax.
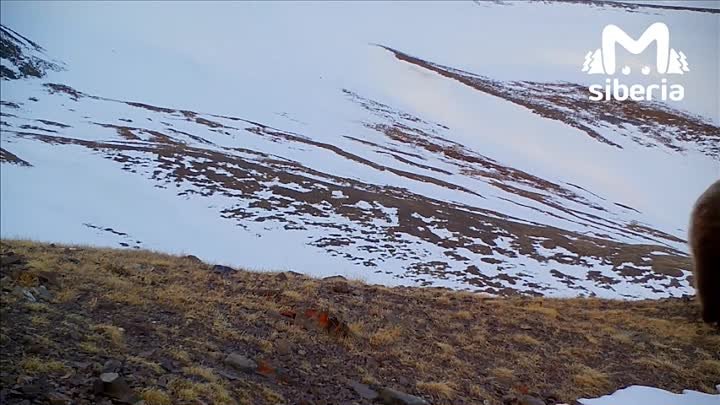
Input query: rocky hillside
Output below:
<box><xmin>1</xmin><ymin>240</ymin><xmax>718</xmax><ymax>405</ymax></box>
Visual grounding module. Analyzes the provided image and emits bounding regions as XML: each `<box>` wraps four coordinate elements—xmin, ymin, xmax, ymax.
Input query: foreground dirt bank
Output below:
<box><xmin>1</xmin><ymin>240</ymin><xmax>717</xmax><ymax>405</ymax></box>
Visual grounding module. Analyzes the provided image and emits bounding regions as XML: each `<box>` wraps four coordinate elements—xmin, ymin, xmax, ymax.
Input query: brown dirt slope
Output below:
<box><xmin>1</xmin><ymin>240</ymin><xmax>718</xmax><ymax>405</ymax></box>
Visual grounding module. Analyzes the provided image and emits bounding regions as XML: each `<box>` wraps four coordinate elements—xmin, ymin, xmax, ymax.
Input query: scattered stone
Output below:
<box><xmin>64</xmin><ymin>257</ymin><xmax>80</xmax><ymax>264</ymax></box>
<box><xmin>275</xmin><ymin>339</ymin><xmax>292</xmax><ymax>356</ymax></box>
<box><xmin>47</xmin><ymin>391</ymin><xmax>72</xmax><ymax>405</ymax></box>
<box><xmin>99</xmin><ymin>372</ymin><xmax>119</xmax><ymax>383</ymax></box>
<box><xmin>521</xmin><ymin>396</ymin><xmax>546</xmax><ymax>405</ymax></box>
<box><xmin>19</xmin><ymin>383</ymin><xmax>45</xmax><ymax>396</ymax></box>
<box><xmin>377</xmin><ymin>387</ymin><xmax>430</xmax><ymax>405</ymax></box>
<box><xmin>542</xmin><ymin>392</ymin><xmax>561</xmax><ymax>405</ymax></box>
<box><xmin>35</xmin><ymin>271</ymin><xmax>60</xmax><ymax>287</ymax></box>
<box><xmin>503</xmin><ymin>395</ymin><xmax>546</xmax><ymax>405</ymax></box>
<box><xmin>73</xmin><ymin>361</ymin><xmax>92</xmax><ymax>371</ymax></box>
<box><xmin>159</xmin><ymin>358</ymin><xmax>179</xmax><ymax>373</ymax></box>
<box><xmin>157</xmin><ymin>374</ymin><xmax>173</xmax><ymax>388</ymax></box>
<box><xmin>0</xmin><ymin>276</ymin><xmax>12</xmax><ymax>291</ymax></box>
<box><xmin>212</xmin><ymin>264</ymin><xmax>235</xmax><ymax>275</ymax></box>
<box><xmin>183</xmin><ymin>255</ymin><xmax>203</xmax><ymax>264</ymax></box>
<box><xmin>349</xmin><ymin>380</ymin><xmax>378</xmax><ymax>400</ymax></box>
<box><xmin>395</xmin><ymin>376</ymin><xmax>410</xmax><ymax>387</ymax></box>
<box><xmin>102</xmin><ymin>359</ymin><xmax>122</xmax><ymax>373</ymax></box>
<box><xmin>0</xmin><ymin>253</ymin><xmax>24</xmax><ymax>267</ymax></box>
<box><xmin>12</xmin><ymin>287</ymin><xmax>36</xmax><ymax>302</ymax></box>
<box><xmin>33</xmin><ymin>285</ymin><xmax>53</xmax><ymax>301</ymax></box>
<box><xmin>224</xmin><ymin>353</ymin><xmax>257</xmax><ymax>373</ymax></box>
<box><xmin>94</xmin><ymin>372</ymin><xmax>137</xmax><ymax>403</ymax></box>
<box><xmin>16</xmin><ymin>375</ymin><xmax>34</xmax><ymax>385</ymax></box>
<box><xmin>0</xmin><ymin>373</ymin><xmax>14</xmax><ymax>386</ymax></box>
<box><xmin>216</xmin><ymin>369</ymin><xmax>240</xmax><ymax>381</ymax></box>
<box><xmin>26</xmin><ymin>343</ymin><xmax>46</xmax><ymax>355</ymax></box>
<box><xmin>322</xmin><ymin>275</ymin><xmax>347</xmax><ymax>282</ymax></box>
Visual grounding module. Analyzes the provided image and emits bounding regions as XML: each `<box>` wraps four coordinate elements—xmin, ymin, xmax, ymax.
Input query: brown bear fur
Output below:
<box><xmin>689</xmin><ymin>179</ymin><xmax>720</xmax><ymax>323</ymax></box>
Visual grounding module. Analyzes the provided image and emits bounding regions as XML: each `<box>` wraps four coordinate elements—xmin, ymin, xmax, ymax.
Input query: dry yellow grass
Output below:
<box><xmin>511</xmin><ymin>333</ymin><xmax>541</xmax><ymax>346</ymax></box>
<box><xmin>20</xmin><ymin>356</ymin><xmax>66</xmax><ymax>374</ymax></box>
<box><xmin>93</xmin><ymin>324</ymin><xmax>124</xmax><ymax>347</ymax></box>
<box><xmin>168</xmin><ymin>349</ymin><xmax>192</xmax><ymax>365</ymax></box>
<box><xmin>24</xmin><ymin>302</ymin><xmax>49</xmax><ymax>312</ymax></box>
<box><xmin>1</xmin><ymin>239</ymin><xmax>717</xmax><ymax>405</ymax></box>
<box><xmin>490</xmin><ymin>367</ymin><xmax>515</xmax><ymax>381</ymax></box>
<box><xmin>29</xmin><ymin>315</ymin><xmax>49</xmax><ymax>326</ymax></box>
<box><xmin>182</xmin><ymin>366</ymin><xmax>218</xmax><ymax>383</ymax></box>
<box><xmin>573</xmin><ymin>365</ymin><xmax>611</xmax><ymax>394</ymax></box>
<box><xmin>369</xmin><ymin>326</ymin><xmax>403</xmax><ymax>346</ymax></box>
<box><xmin>128</xmin><ymin>355</ymin><xmax>164</xmax><ymax>374</ymax></box>
<box><xmin>141</xmin><ymin>388</ymin><xmax>172</xmax><ymax>405</ymax></box>
<box><xmin>79</xmin><ymin>340</ymin><xmax>102</xmax><ymax>354</ymax></box>
<box><xmin>452</xmin><ymin>310</ymin><xmax>473</xmax><ymax>320</ymax></box>
<box><xmin>525</xmin><ymin>302</ymin><xmax>560</xmax><ymax>318</ymax></box>
<box><xmin>416</xmin><ymin>381</ymin><xmax>455</xmax><ymax>399</ymax></box>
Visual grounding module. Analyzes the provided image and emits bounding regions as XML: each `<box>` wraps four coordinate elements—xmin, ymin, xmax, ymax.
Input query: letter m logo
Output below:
<box><xmin>582</xmin><ymin>22</ymin><xmax>688</xmax><ymax>75</ymax></box>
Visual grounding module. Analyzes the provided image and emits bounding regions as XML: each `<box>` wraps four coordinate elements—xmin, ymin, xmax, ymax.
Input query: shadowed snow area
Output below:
<box><xmin>1</xmin><ymin>1</ymin><xmax>718</xmax><ymax>298</ymax></box>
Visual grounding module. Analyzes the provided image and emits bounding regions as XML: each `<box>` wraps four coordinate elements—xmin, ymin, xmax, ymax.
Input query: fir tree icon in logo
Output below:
<box><xmin>582</xmin><ymin>22</ymin><xmax>689</xmax><ymax>76</ymax></box>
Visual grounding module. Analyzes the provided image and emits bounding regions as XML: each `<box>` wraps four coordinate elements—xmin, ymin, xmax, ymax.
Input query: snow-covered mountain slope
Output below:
<box><xmin>0</xmin><ymin>25</ymin><xmax>64</xmax><ymax>81</ymax></box>
<box><xmin>1</xmin><ymin>1</ymin><xmax>718</xmax><ymax>299</ymax></box>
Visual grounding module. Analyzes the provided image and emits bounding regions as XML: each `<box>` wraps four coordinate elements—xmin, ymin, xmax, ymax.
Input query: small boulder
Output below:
<box><xmin>47</xmin><ymin>392</ymin><xmax>71</xmax><ymax>405</ymax></box>
<box><xmin>224</xmin><ymin>353</ymin><xmax>257</xmax><ymax>373</ymax></box>
<box><xmin>377</xmin><ymin>387</ymin><xmax>430</xmax><ymax>405</ymax></box>
<box><xmin>0</xmin><ymin>253</ymin><xmax>24</xmax><ymax>267</ymax></box>
<box><xmin>35</xmin><ymin>271</ymin><xmax>60</xmax><ymax>287</ymax></box>
<box><xmin>33</xmin><ymin>285</ymin><xmax>53</xmax><ymax>302</ymax></box>
<box><xmin>183</xmin><ymin>255</ymin><xmax>203</xmax><ymax>264</ymax></box>
<box><xmin>102</xmin><ymin>359</ymin><xmax>123</xmax><ymax>373</ymax></box>
<box><xmin>20</xmin><ymin>383</ymin><xmax>45</xmax><ymax>396</ymax></box>
<box><xmin>159</xmin><ymin>358</ymin><xmax>180</xmax><ymax>373</ymax></box>
<box><xmin>212</xmin><ymin>265</ymin><xmax>235</xmax><ymax>275</ymax></box>
<box><xmin>275</xmin><ymin>272</ymin><xmax>288</xmax><ymax>282</ymax></box>
<box><xmin>322</xmin><ymin>275</ymin><xmax>347</xmax><ymax>282</ymax></box>
<box><xmin>349</xmin><ymin>380</ymin><xmax>378</xmax><ymax>400</ymax></box>
<box><xmin>521</xmin><ymin>396</ymin><xmax>546</xmax><ymax>405</ymax></box>
<box><xmin>216</xmin><ymin>369</ymin><xmax>240</xmax><ymax>381</ymax></box>
<box><xmin>12</xmin><ymin>287</ymin><xmax>36</xmax><ymax>302</ymax></box>
<box><xmin>94</xmin><ymin>372</ymin><xmax>137</xmax><ymax>403</ymax></box>
<box><xmin>157</xmin><ymin>374</ymin><xmax>173</xmax><ymax>388</ymax></box>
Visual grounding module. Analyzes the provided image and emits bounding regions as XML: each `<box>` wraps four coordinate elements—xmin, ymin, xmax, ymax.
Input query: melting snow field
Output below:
<box><xmin>580</xmin><ymin>385</ymin><xmax>720</xmax><ymax>405</ymax></box>
<box><xmin>1</xmin><ymin>1</ymin><xmax>718</xmax><ymax>297</ymax></box>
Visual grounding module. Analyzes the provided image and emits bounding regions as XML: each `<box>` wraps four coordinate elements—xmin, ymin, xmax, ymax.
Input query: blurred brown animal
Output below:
<box><xmin>689</xmin><ymin>179</ymin><xmax>720</xmax><ymax>323</ymax></box>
